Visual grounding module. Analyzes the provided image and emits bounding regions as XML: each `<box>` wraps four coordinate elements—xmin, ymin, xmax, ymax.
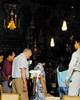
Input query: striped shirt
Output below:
<box><xmin>12</xmin><ymin>53</ymin><xmax>29</xmax><ymax>79</ymax></box>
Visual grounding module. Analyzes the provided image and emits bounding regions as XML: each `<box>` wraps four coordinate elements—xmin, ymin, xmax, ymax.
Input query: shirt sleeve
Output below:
<box><xmin>19</xmin><ymin>57</ymin><xmax>28</xmax><ymax>69</ymax></box>
<box><xmin>4</xmin><ymin>61</ymin><xmax>11</xmax><ymax>75</ymax></box>
<box><xmin>66</xmin><ymin>52</ymin><xmax>78</xmax><ymax>79</ymax></box>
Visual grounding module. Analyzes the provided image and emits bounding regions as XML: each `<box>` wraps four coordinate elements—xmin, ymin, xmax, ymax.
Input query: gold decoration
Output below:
<box><xmin>7</xmin><ymin>17</ymin><xmax>16</xmax><ymax>30</ymax></box>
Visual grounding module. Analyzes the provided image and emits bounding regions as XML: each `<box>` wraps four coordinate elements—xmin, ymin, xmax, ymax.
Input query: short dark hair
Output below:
<box><xmin>6</xmin><ymin>49</ymin><xmax>16</xmax><ymax>58</ymax></box>
<box><xmin>75</xmin><ymin>37</ymin><xmax>80</xmax><ymax>43</ymax></box>
<box><xmin>0</xmin><ymin>52</ymin><xmax>4</xmax><ymax>56</ymax></box>
<box><xmin>36</xmin><ymin>56</ymin><xmax>46</xmax><ymax>63</ymax></box>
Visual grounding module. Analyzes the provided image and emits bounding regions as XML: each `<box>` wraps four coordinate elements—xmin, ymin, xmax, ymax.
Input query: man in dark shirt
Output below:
<box><xmin>2</xmin><ymin>49</ymin><xmax>16</xmax><ymax>93</ymax></box>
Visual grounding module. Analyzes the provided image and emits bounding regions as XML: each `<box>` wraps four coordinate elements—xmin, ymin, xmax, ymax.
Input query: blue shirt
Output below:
<box><xmin>57</xmin><ymin>68</ymin><xmax>67</xmax><ymax>87</ymax></box>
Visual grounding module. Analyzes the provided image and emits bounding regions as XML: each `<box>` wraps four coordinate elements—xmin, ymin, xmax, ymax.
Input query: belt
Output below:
<box><xmin>13</xmin><ymin>78</ymin><xmax>28</xmax><ymax>80</ymax></box>
<box><xmin>12</xmin><ymin>78</ymin><xmax>21</xmax><ymax>79</ymax></box>
<box><xmin>73</xmin><ymin>70</ymin><xmax>80</xmax><ymax>72</ymax></box>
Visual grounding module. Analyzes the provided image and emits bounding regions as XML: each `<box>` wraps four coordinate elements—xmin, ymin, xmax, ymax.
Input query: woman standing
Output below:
<box><xmin>57</xmin><ymin>56</ymin><xmax>69</xmax><ymax>100</ymax></box>
<box><xmin>33</xmin><ymin>57</ymin><xmax>47</xmax><ymax>100</ymax></box>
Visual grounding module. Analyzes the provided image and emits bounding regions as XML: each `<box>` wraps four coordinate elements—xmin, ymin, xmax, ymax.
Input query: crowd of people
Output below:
<box><xmin>0</xmin><ymin>48</ymin><xmax>46</xmax><ymax>100</ymax></box>
<box><xmin>0</xmin><ymin>38</ymin><xmax>80</xmax><ymax>100</ymax></box>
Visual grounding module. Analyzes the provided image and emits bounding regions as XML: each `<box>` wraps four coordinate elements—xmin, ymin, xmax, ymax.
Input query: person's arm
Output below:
<box><xmin>39</xmin><ymin>75</ymin><xmax>46</xmax><ymax>96</ymax></box>
<box><xmin>4</xmin><ymin>61</ymin><xmax>11</xmax><ymax>80</ymax></box>
<box><xmin>66</xmin><ymin>52</ymin><xmax>78</xmax><ymax>87</ymax></box>
<box><xmin>21</xmin><ymin>68</ymin><xmax>27</xmax><ymax>92</ymax></box>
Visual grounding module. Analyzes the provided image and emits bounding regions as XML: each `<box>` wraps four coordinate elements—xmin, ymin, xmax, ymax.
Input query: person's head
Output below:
<box><xmin>74</xmin><ymin>38</ymin><xmax>80</xmax><ymax>50</ymax></box>
<box><xmin>58</xmin><ymin>56</ymin><xmax>68</xmax><ymax>72</ymax></box>
<box><xmin>0</xmin><ymin>52</ymin><xmax>4</xmax><ymax>63</ymax></box>
<box><xmin>36</xmin><ymin>56</ymin><xmax>46</xmax><ymax>66</ymax></box>
<box><xmin>23</xmin><ymin>48</ymin><xmax>32</xmax><ymax>59</ymax></box>
<box><xmin>6</xmin><ymin>49</ymin><xmax>16</xmax><ymax>62</ymax></box>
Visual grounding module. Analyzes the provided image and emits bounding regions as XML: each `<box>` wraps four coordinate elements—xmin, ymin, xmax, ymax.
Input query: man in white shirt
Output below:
<box><xmin>65</xmin><ymin>39</ymin><xmax>80</xmax><ymax>96</ymax></box>
<box><xmin>12</xmin><ymin>48</ymin><xmax>32</xmax><ymax>100</ymax></box>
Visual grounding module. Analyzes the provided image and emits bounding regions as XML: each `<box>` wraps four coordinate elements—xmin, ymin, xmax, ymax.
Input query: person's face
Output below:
<box><xmin>9</xmin><ymin>52</ymin><xmax>16</xmax><ymax>62</ymax></box>
<box><xmin>0</xmin><ymin>55</ymin><xmax>4</xmax><ymax>63</ymax></box>
<box><xmin>74</xmin><ymin>41</ymin><xmax>80</xmax><ymax>50</ymax></box>
<box><xmin>26</xmin><ymin>51</ymin><xmax>32</xmax><ymax>59</ymax></box>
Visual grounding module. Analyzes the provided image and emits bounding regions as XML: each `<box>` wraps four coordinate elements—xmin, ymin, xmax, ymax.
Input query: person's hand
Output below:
<box><xmin>65</xmin><ymin>79</ymin><xmax>69</xmax><ymax>87</ymax></box>
<box><xmin>8</xmin><ymin>75</ymin><xmax>11</xmax><ymax>80</ymax></box>
<box><xmin>23</xmin><ymin>83</ymin><xmax>28</xmax><ymax>92</ymax></box>
<box><xmin>43</xmin><ymin>88</ymin><xmax>47</xmax><ymax>96</ymax></box>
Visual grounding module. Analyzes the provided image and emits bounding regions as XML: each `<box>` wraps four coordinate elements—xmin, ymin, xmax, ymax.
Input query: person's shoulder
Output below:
<box><xmin>72</xmin><ymin>51</ymin><xmax>78</xmax><ymax>56</ymax></box>
<box><xmin>4</xmin><ymin>59</ymin><xmax>9</xmax><ymax>63</ymax></box>
<box><xmin>63</xmin><ymin>70</ymin><xmax>68</xmax><ymax>72</ymax></box>
<box><xmin>16</xmin><ymin>53</ymin><xmax>24</xmax><ymax>59</ymax></box>
<box><xmin>57</xmin><ymin>66</ymin><xmax>59</xmax><ymax>72</ymax></box>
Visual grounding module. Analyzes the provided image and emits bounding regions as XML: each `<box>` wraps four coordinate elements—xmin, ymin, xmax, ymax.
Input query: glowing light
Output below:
<box><xmin>61</xmin><ymin>20</ymin><xmax>67</xmax><ymax>31</ymax></box>
<box><xmin>50</xmin><ymin>38</ymin><xmax>55</xmax><ymax>47</ymax></box>
<box><xmin>7</xmin><ymin>18</ymin><xmax>16</xmax><ymax>30</ymax></box>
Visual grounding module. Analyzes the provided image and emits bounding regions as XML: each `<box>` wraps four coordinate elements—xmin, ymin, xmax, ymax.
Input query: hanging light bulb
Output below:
<box><xmin>50</xmin><ymin>38</ymin><xmax>55</xmax><ymax>47</ymax></box>
<box><xmin>7</xmin><ymin>17</ymin><xmax>16</xmax><ymax>30</ymax></box>
<box><xmin>61</xmin><ymin>20</ymin><xmax>67</xmax><ymax>31</ymax></box>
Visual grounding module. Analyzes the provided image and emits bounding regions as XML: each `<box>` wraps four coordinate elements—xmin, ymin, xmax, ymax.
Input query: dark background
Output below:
<box><xmin>0</xmin><ymin>0</ymin><xmax>80</xmax><ymax>61</ymax></box>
